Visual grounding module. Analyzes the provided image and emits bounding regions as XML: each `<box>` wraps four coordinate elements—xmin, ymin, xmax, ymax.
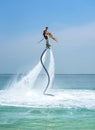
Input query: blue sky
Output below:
<box><xmin>0</xmin><ymin>0</ymin><xmax>95</xmax><ymax>74</ymax></box>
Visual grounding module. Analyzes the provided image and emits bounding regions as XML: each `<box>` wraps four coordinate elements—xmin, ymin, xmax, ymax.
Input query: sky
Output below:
<box><xmin>0</xmin><ymin>0</ymin><xmax>95</xmax><ymax>74</ymax></box>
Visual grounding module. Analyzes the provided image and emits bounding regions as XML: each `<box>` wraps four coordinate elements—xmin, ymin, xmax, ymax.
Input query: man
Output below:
<box><xmin>43</xmin><ymin>27</ymin><xmax>57</xmax><ymax>48</ymax></box>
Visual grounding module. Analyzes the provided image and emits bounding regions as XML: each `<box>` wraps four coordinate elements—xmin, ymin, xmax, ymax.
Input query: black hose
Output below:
<box><xmin>40</xmin><ymin>48</ymin><xmax>50</xmax><ymax>94</ymax></box>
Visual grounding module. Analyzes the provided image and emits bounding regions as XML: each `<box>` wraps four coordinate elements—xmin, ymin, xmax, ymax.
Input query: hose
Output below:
<box><xmin>40</xmin><ymin>48</ymin><xmax>50</xmax><ymax>94</ymax></box>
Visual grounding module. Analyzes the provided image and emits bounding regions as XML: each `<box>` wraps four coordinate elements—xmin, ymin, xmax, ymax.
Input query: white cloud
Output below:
<box><xmin>56</xmin><ymin>22</ymin><xmax>95</xmax><ymax>48</ymax></box>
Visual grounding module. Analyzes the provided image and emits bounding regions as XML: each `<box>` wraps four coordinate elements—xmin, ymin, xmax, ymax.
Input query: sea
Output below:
<box><xmin>0</xmin><ymin>74</ymin><xmax>95</xmax><ymax>130</ymax></box>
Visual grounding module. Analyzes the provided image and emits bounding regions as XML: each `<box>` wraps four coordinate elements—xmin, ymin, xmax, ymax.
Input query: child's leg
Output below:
<box><xmin>52</xmin><ymin>37</ymin><xmax>57</xmax><ymax>42</ymax></box>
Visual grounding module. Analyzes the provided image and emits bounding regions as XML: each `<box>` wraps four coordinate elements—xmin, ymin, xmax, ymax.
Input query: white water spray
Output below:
<box><xmin>9</xmin><ymin>51</ymin><xmax>47</xmax><ymax>90</ymax></box>
<box><xmin>0</xmin><ymin>48</ymin><xmax>95</xmax><ymax>109</ymax></box>
<box><xmin>48</xmin><ymin>49</ymin><xmax>55</xmax><ymax>89</ymax></box>
<box><xmin>0</xmin><ymin>49</ymin><xmax>58</xmax><ymax>107</ymax></box>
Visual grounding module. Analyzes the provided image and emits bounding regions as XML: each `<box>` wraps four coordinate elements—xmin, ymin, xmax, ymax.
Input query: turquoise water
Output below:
<box><xmin>0</xmin><ymin>107</ymin><xmax>95</xmax><ymax>130</ymax></box>
<box><xmin>0</xmin><ymin>74</ymin><xmax>95</xmax><ymax>130</ymax></box>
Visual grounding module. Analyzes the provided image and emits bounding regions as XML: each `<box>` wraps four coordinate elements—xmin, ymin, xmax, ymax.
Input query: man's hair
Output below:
<box><xmin>46</xmin><ymin>27</ymin><xmax>48</xmax><ymax>29</ymax></box>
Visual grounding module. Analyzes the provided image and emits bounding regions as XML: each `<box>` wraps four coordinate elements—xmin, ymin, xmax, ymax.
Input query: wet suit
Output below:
<box><xmin>43</xmin><ymin>30</ymin><xmax>51</xmax><ymax>48</ymax></box>
<box><xmin>43</xmin><ymin>30</ymin><xmax>48</xmax><ymax>40</ymax></box>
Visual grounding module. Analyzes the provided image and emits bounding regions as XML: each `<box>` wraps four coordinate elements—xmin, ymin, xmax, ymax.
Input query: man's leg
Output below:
<box><xmin>46</xmin><ymin>39</ymin><xmax>49</xmax><ymax>44</ymax></box>
<box><xmin>46</xmin><ymin>39</ymin><xmax>51</xmax><ymax>48</ymax></box>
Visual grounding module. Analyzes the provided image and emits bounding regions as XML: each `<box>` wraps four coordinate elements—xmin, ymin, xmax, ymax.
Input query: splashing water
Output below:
<box><xmin>48</xmin><ymin>49</ymin><xmax>55</xmax><ymax>89</ymax></box>
<box><xmin>0</xmin><ymin>49</ymin><xmax>95</xmax><ymax>109</ymax></box>
<box><xmin>9</xmin><ymin>50</ymin><xmax>47</xmax><ymax>91</ymax></box>
<box><xmin>0</xmin><ymin>49</ymin><xmax>57</xmax><ymax>107</ymax></box>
